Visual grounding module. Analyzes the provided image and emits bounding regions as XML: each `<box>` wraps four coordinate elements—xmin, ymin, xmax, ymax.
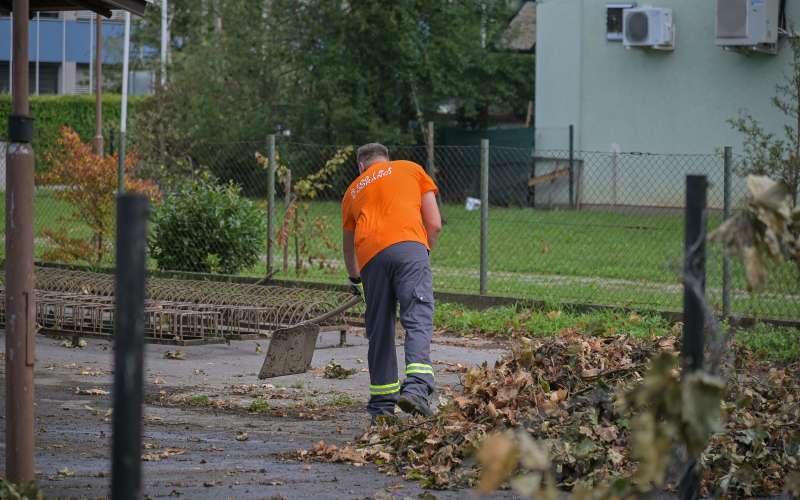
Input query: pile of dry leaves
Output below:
<box><xmin>295</xmin><ymin>332</ymin><xmax>799</xmax><ymax>498</ymax></box>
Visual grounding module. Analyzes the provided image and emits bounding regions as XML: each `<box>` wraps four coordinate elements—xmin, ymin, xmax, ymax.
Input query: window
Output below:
<box><xmin>75</xmin><ymin>64</ymin><xmax>91</xmax><ymax>94</ymax></box>
<box><xmin>0</xmin><ymin>62</ymin><xmax>59</xmax><ymax>94</ymax></box>
<box><xmin>607</xmin><ymin>3</ymin><xmax>636</xmax><ymax>41</ymax></box>
<box><xmin>38</xmin><ymin>12</ymin><xmax>60</xmax><ymax>19</ymax></box>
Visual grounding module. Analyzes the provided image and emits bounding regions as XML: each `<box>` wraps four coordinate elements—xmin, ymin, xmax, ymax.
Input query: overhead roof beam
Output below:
<box><xmin>0</xmin><ymin>0</ymin><xmax>147</xmax><ymax>17</ymax></box>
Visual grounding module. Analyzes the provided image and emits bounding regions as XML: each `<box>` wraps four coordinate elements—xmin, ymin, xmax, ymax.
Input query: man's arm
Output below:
<box><xmin>342</xmin><ymin>229</ymin><xmax>359</xmax><ymax>278</ymax></box>
<box><xmin>421</xmin><ymin>191</ymin><xmax>442</xmax><ymax>249</ymax></box>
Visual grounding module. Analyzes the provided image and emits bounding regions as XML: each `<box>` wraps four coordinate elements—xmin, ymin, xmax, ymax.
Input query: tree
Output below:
<box><xmin>40</xmin><ymin>127</ymin><xmax>160</xmax><ymax>267</ymax></box>
<box><xmin>729</xmin><ymin>36</ymin><xmax>800</xmax><ymax>207</ymax></box>
<box><xmin>268</xmin><ymin>0</ymin><xmax>533</xmax><ymax>144</ymax></box>
<box><xmin>130</xmin><ymin>0</ymin><xmax>290</xmax><ymax>181</ymax></box>
<box><xmin>131</xmin><ymin>0</ymin><xmax>533</xmax><ymax>150</ymax></box>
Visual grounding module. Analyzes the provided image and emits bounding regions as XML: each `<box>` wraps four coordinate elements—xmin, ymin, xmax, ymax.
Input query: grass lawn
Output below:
<box><xmin>262</xmin><ymin>201</ymin><xmax>799</xmax><ymax>319</ymax></box>
<box><xmin>3</xmin><ymin>193</ymin><xmax>798</xmax><ymax>319</ymax></box>
<box><xmin>434</xmin><ymin>302</ymin><xmax>800</xmax><ymax>362</ymax></box>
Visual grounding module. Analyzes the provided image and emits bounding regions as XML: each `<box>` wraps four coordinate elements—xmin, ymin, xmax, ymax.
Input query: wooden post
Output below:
<box><xmin>5</xmin><ymin>0</ymin><xmax>35</xmax><ymax>481</ymax></box>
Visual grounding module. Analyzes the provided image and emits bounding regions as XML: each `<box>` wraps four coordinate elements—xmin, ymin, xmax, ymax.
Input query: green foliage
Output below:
<box><xmin>248</xmin><ymin>398</ymin><xmax>270</xmax><ymax>413</ymax></box>
<box><xmin>188</xmin><ymin>394</ymin><xmax>211</xmax><ymax>406</ymax></box>
<box><xmin>0</xmin><ymin>94</ymin><xmax>144</xmax><ymax>171</ymax></box>
<box><xmin>0</xmin><ymin>480</ymin><xmax>44</xmax><ymax>500</ymax></box>
<box><xmin>729</xmin><ymin>36</ymin><xmax>800</xmax><ymax>206</ymax></box>
<box><xmin>329</xmin><ymin>393</ymin><xmax>359</xmax><ymax>407</ymax></box>
<box><xmin>149</xmin><ymin>175</ymin><xmax>265</xmax><ymax>275</ymax></box>
<box><xmin>39</xmin><ymin>127</ymin><xmax>159</xmax><ymax>268</ymax></box>
<box><xmin>434</xmin><ymin>303</ymin><xmax>673</xmax><ymax>338</ymax></box>
<box><xmin>267</xmin><ymin>0</ymin><xmax>533</xmax><ymax>143</ymax></box>
<box><xmin>260</xmin><ymin>147</ymin><xmax>353</xmax><ymax>275</ymax></box>
<box><xmin>131</xmin><ymin>0</ymin><xmax>532</xmax><ymax>149</ymax></box>
<box><xmin>737</xmin><ymin>322</ymin><xmax>800</xmax><ymax>361</ymax></box>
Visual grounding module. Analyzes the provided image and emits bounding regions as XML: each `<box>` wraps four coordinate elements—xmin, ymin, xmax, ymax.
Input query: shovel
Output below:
<box><xmin>258</xmin><ymin>295</ymin><xmax>362</xmax><ymax>378</ymax></box>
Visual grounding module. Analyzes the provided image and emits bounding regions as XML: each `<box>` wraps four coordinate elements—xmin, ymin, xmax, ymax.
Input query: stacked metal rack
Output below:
<box><xmin>0</xmin><ymin>267</ymin><xmax>355</xmax><ymax>345</ymax></box>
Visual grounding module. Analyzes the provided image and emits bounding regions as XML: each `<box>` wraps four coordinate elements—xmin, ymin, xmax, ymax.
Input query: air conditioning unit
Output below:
<box><xmin>623</xmin><ymin>7</ymin><xmax>674</xmax><ymax>50</ymax></box>
<box><xmin>716</xmin><ymin>0</ymin><xmax>780</xmax><ymax>55</ymax></box>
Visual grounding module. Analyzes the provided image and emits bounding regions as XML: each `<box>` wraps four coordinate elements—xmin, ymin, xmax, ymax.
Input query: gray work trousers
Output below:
<box><xmin>360</xmin><ymin>241</ymin><xmax>435</xmax><ymax>416</ymax></box>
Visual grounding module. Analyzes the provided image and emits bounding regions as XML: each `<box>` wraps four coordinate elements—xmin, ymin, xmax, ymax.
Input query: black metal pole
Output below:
<box><xmin>679</xmin><ymin>175</ymin><xmax>708</xmax><ymax>500</ymax></box>
<box><xmin>109</xmin><ymin>126</ymin><xmax>115</xmax><ymax>157</ymax></box>
<box><xmin>681</xmin><ymin>175</ymin><xmax>707</xmax><ymax>373</ymax></box>
<box><xmin>722</xmin><ymin>147</ymin><xmax>732</xmax><ymax>319</ymax></box>
<box><xmin>112</xmin><ymin>194</ymin><xmax>148</xmax><ymax>500</ymax></box>
<box><xmin>568</xmin><ymin>125</ymin><xmax>574</xmax><ymax>209</ymax></box>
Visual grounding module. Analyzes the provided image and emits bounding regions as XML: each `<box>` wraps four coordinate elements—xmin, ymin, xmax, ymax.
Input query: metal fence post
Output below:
<box><xmin>682</xmin><ymin>174</ymin><xmax>707</xmax><ymax>372</ymax></box>
<box><xmin>679</xmin><ymin>174</ymin><xmax>708</xmax><ymax>500</ymax></box>
<box><xmin>283</xmin><ymin>168</ymin><xmax>292</xmax><ymax>274</ymax></box>
<box><xmin>480</xmin><ymin>139</ymin><xmax>489</xmax><ymax>295</ymax></box>
<box><xmin>6</xmin><ymin>0</ymin><xmax>36</xmax><ymax>482</ymax></box>
<box><xmin>426</xmin><ymin>121</ymin><xmax>446</xmax><ymax>221</ymax></box>
<box><xmin>568</xmin><ymin>125</ymin><xmax>575</xmax><ymax>209</ymax></box>
<box><xmin>722</xmin><ymin>147</ymin><xmax>732</xmax><ymax>320</ymax></box>
<box><xmin>426</xmin><ymin>121</ymin><xmax>435</xmax><ymax>179</ymax></box>
<box><xmin>112</xmin><ymin>194</ymin><xmax>148</xmax><ymax>500</ymax></box>
<box><xmin>109</xmin><ymin>126</ymin><xmax>115</xmax><ymax>157</ymax></box>
<box><xmin>267</xmin><ymin>135</ymin><xmax>276</xmax><ymax>277</ymax></box>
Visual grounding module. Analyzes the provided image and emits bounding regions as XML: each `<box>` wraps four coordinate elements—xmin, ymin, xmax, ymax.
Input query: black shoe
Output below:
<box><xmin>397</xmin><ymin>393</ymin><xmax>433</xmax><ymax>417</ymax></box>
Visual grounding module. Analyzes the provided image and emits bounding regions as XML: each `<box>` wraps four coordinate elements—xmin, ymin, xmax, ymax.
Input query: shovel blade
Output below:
<box><xmin>258</xmin><ymin>324</ymin><xmax>320</xmax><ymax>379</ymax></box>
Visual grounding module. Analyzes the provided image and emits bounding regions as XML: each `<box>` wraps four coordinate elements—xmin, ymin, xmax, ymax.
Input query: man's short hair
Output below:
<box><xmin>356</xmin><ymin>143</ymin><xmax>389</xmax><ymax>166</ymax></box>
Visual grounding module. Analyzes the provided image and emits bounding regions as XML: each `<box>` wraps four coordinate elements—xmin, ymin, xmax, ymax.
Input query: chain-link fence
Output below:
<box><xmin>11</xmin><ymin>137</ymin><xmax>799</xmax><ymax>321</ymax></box>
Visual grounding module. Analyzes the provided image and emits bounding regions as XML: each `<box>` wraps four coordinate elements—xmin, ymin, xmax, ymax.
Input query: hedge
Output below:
<box><xmin>0</xmin><ymin>94</ymin><xmax>147</xmax><ymax>170</ymax></box>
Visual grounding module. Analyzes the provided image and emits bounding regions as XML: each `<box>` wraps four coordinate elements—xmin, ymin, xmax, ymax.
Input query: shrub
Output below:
<box><xmin>149</xmin><ymin>175</ymin><xmax>265</xmax><ymax>274</ymax></box>
<box><xmin>0</xmin><ymin>94</ymin><xmax>145</xmax><ymax>171</ymax></box>
<box><xmin>40</xmin><ymin>127</ymin><xmax>160</xmax><ymax>267</ymax></box>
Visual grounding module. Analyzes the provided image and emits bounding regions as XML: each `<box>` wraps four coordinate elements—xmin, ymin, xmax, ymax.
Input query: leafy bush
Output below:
<box><xmin>149</xmin><ymin>176</ymin><xmax>265</xmax><ymax>274</ymax></box>
<box><xmin>40</xmin><ymin>127</ymin><xmax>160</xmax><ymax>267</ymax></box>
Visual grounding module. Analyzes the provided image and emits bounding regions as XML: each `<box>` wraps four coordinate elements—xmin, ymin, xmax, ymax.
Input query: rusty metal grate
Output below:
<box><xmin>0</xmin><ymin>268</ymin><xmax>356</xmax><ymax>344</ymax></box>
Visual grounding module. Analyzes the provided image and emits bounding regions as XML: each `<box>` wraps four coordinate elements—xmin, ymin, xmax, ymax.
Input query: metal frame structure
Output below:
<box><xmin>0</xmin><ymin>267</ymin><xmax>356</xmax><ymax>344</ymax></box>
<box><xmin>2</xmin><ymin>0</ymin><xmax>148</xmax><ymax>484</ymax></box>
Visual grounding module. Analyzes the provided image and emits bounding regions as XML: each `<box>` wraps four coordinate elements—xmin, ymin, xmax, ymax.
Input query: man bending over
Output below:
<box><xmin>341</xmin><ymin>143</ymin><xmax>442</xmax><ymax>422</ymax></box>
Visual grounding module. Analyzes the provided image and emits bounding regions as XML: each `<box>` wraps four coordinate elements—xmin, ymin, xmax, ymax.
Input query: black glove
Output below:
<box><xmin>348</xmin><ymin>276</ymin><xmax>363</xmax><ymax>297</ymax></box>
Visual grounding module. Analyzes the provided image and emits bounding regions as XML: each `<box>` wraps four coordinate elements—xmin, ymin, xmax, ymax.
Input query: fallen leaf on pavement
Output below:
<box><xmin>83</xmin><ymin>405</ymin><xmax>101</xmax><ymax>415</ymax></box>
<box><xmin>323</xmin><ymin>360</ymin><xmax>357</xmax><ymax>379</ymax></box>
<box><xmin>142</xmin><ymin>448</ymin><xmax>187</xmax><ymax>462</ymax></box>
<box><xmin>61</xmin><ymin>339</ymin><xmax>87</xmax><ymax>348</ymax></box>
<box><xmin>57</xmin><ymin>467</ymin><xmax>75</xmax><ymax>477</ymax></box>
<box><xmin>75</xmin><ymin>387</ymin><xmax>109</xmax><ymax>396</ymax></box>
<box><xmin>236</xmin><ymin>432</ymin><xmax>249</xmax><ymax>442</ymax></box>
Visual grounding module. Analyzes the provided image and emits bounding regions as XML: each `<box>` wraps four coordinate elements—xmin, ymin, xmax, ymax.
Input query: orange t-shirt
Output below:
<box><xmin>342</xmin><ymin>160</ymin><xmax>438</xmax><ymax>271</ymax></box>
